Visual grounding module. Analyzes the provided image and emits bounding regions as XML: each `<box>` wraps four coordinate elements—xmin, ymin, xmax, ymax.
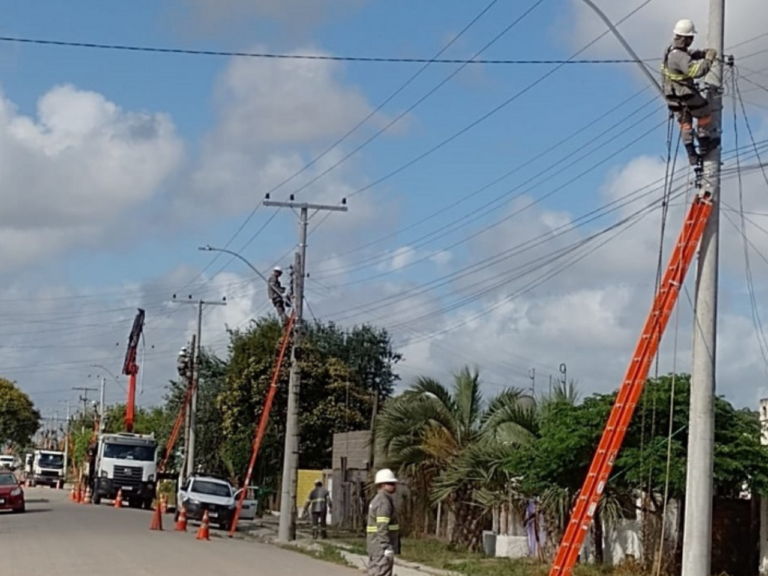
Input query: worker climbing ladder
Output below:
<box><xmin>548</xmin><ymin>191</ymin><xmax>713</xmax><ymax>576</ymax></box>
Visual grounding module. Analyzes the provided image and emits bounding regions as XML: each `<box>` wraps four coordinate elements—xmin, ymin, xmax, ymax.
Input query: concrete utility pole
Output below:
<box><xmin>264</xmin><ymin>193</ymin><xmax>348</xmax><ymax>542</ymax></box>
<box><xmin>172</xmin><ymin>295</ymin><xmax>226</xmax><ymax>478</ymax></box>
<box><xmin>177</xmin><ymin>336</ymin><xmax>195</xmax><ymax>485</ymax></box>
<box><xmin>72</xmin><ymin>386</ymin><xmax>98</xmax><ymax>434</ymax></box>
<box><xmin>681</xmin><ymin>3</ymin><xmax>725</xmax><ymax>576</ymax></box>
<box><xmin>98</xmin><ymin>377</ymin><xmax>106</xmax><ymax>432</ymax></box>
<box><xmin>63</xmin><ymin>401</ymin><xmax>71</xmax><ymax>474</ymax></box>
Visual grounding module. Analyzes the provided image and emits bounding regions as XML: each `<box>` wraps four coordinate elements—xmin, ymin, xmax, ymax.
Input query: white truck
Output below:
<box><xmin>27</xmin><ymin>450</ymin><xmax>65</xmax><ymax>487</ymax></box>
<box><xmin>88</xmin><ymin>432</ymin><xmax>158</xmax><ymax>509</ymax></box>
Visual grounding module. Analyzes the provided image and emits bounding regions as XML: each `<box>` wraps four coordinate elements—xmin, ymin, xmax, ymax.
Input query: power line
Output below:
<box><xmin>202</xmin><ymin>0</ymin><xmax>548</xmax><ymax>280</ymax></box>
<box><xmin>0</xmin><ymin>34</ymin><xmax>659</xmax><ymax>65</ymax></box>
<box><xmin>179</xmin><ymin>0</ymin><xmax>508</xmax><ymax>293</ymax></box>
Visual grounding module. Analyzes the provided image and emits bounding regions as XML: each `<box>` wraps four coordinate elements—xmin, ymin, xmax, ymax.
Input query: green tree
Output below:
<box><xmin>161</xmin><ymin>351</ymin><xmax>229</xmax><ymax>477</ymax></box>
<box><xmin>216</xmin><ymin>317</ymin><xmax>395</xmax><ymax>492</ymax></box>
<box><xmin>374</xmin><ymin>366</ymin><xmax>538</xmax><ymax>547</ymax></box>
<box><xmin>509</xmin><ymin>374</ymin><xmax>768</xmax><ymax>566</ymax></box>
<box><xmin>0</xmin><ymin>378</ymin><xmax>41</xmax><ymax>449</ymax></box>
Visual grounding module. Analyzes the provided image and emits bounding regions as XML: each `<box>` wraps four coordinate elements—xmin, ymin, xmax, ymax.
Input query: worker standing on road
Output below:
<box><xmin>267</xmin><ymin>266</ymin><xmax>290</xmax><ymax>324</ymax></box>
<box><xmin>661</xmin><ymin>19</ymin><xmax>720</xmax><ymax>166</ymax></box>
<box><xmin>366</xmin><ymin>469</ymin><xmax>400</xmax><ymax>576</ymax></box>
<box><xmin>303</xmin><ymin>479</ymin><xmax>332</xmax><ymax>539</ymax></box>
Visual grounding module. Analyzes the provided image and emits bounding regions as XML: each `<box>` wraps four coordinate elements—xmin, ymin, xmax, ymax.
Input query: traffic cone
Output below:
<box><xmin>196</xmin><ymin>510</ymin><xmax>210</xmax><ymax>541</ymax></box>
<box><xmin>82</xmin><ymin>485</ymin><xmax>92</xmax><ymax>505</ymax></box>
<box><xmin>174</xmin><ymin>505</ymin><xmax>188</xmax><ymax>532</ymax></box>
<box><xmin>69</xmin><ymin>486</ymin><xmax>76</xmax><ymax>502</ymax></box>
<box><xmin>75</xmin><ymin>486</ymin><xmax>82</xmax><ymax>503</ymax></box>
<box><xmin>150</xmin><ymin>503</ymin><xmax>163</xmax><ymax>531</ymax></box>
<box><xmin>114</xmin><ymin>488</ymin><xmax>123</xmax><ymax>509</ymax></box>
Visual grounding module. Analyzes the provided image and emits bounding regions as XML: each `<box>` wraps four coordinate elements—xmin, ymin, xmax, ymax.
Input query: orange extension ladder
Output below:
<box><xmin>548</xmin><ymin>192</ymin><xmax>713</xmax><ymax>576</ymax></box>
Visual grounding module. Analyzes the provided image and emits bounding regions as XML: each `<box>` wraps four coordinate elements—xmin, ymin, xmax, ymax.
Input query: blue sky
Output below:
<box><xmin>2</xmin><ymin>0</ymin><xmax>768</xmax><ymax>414</ymax></box>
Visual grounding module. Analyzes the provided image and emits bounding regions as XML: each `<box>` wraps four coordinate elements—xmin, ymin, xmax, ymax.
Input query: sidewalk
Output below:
<box><xmin>242</xmin><ymin>514</ymin><xmax>461</xmax><ymax>576</ymax></box>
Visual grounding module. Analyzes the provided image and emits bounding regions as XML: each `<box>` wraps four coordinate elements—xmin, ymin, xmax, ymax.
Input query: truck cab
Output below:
<box><xmin>91</xmin><ymin>433</ymin><xmax>158</xmax><ymax>509</ymax></box>
<box><xmin>28</xmin><ymin>451</ymin><xmax>65</xmax><ymax>487</ymax></box>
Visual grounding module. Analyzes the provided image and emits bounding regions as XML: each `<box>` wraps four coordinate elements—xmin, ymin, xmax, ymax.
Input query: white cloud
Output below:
<box><xmin>0</xmin><ymin>84</ymin><xmax>183</xmax><ymax>271</ymax></box>
<box><xmin>182</xmin><ymin>45</ymin><xmax>392</xmax><ymax>222</ymax></box>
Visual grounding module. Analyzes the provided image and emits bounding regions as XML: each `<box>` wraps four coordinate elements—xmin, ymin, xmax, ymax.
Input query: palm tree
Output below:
<box><xmin>374</xmin><ymin>365</ymin><xmax>539</xmax><ymax>547</ymax></box>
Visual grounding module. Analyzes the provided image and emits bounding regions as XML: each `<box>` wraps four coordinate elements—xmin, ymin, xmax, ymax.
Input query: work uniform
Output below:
<box><xmin>366</xmin><ymin>490</ymin><xmax>400</xmax><ymax>576</ymax></box>
<box><xmin>267</xmin><ymin>273</ymin><xmax>289</xmax><ymax>324</ymax></box>
<box><xmin>305</xmin><ymin>486</ymin><xmax>331</xmax><ymax>539</ymax></box>
<box><xmin>661</xmin><ymin>37</ymin><xmax>718</xmax><ymax>164</ymax></box>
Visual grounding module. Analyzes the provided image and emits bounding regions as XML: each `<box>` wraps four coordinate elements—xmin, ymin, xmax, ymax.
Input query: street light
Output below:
<box><xmin>198</xmin><ymin>245</ymin><xmax>270</xmax><ymax>285</ymax></box>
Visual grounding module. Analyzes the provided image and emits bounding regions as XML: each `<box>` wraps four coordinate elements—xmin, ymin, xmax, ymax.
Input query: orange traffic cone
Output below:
<box><xmin>174</xmin><ymin>505</ymin><xmax>188</xmax><ymax>532</ymax></box>
<box><xmin>196</xmin><ymin>510</ymin><xmax>210</xmax><ymax>541</ymax></box>
<box><xmin>114</xmin><ymin>488</ymin><xmax>123</xmax><ymax>509</ymax></box>
<box><xmin>69</xmin><ymin>486</ymin><xmax>76</xmax><ymax>502</ymax></box>
<box><xmin>82</xmin><ymin>485</ymin><xmax>92</xmax><ymax>505</ymax></box>
<box><xmin>150</xmin><ymin>503</ymin><xmax>163</xmax><ymax>531</ymax></box>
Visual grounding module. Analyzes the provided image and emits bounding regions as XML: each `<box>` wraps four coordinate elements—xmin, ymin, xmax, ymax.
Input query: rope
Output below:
<box><xmin>651</xmin><ymin>115</ymin><xmax>687</xmax><ymax>576</ymax></box>
<box><xmin>641</xmin><ymin>115</ymin><xmax>679</xmax><ymax>514</ymax></box>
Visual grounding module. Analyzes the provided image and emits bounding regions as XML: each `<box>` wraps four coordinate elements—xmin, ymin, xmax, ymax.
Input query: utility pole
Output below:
<box><xmin>264</xmin><ymin>193</ymin><xmax>348</xmax><ymax>542</ymax></box>
<box><xmin>178</xmin><ymin>335</ymin><xmax>195</xmax><ymax>485</ymax></box>
<box><xmin>72</xmin><ymin>386</ymin><xmax>97</xmax><ymax>434</ymax></box>
<box><xmin>99</xmin><ymin>377</ymin><xmax>106</xmax><ymax>432</ymax></box>
<box><xmin>681</xmin><ymin>4</ymin><xmax>724</xmax><ymax>576</ymax></box>
<box><xmin>172</xmin><ymin>295</ymin><xmax>226</xmax><ymax>478</ymax></box>
<box><xmin>63</xmin><ymin>401</ymin><xmax>71</xmax><ymax>476</ymax></box>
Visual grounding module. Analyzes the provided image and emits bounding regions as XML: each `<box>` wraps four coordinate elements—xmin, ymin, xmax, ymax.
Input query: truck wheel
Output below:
<box><xmin>92</xmin><ymin>493</ymin><xmax>101</xmax><ymax>505</ymax></box>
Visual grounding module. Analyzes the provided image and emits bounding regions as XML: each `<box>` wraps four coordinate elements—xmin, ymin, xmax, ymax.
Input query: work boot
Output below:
<box><xmin>684</xmin><ymin>142</ymin><xmax>700</xmax><ymax>166</ymax></box>
<box><xmin>698</xmin><ymin>136</ymin><xmax>721</xmax><ymax>158</ymax></box>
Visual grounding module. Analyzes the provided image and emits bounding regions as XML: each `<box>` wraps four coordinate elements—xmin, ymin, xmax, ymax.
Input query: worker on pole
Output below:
<box><xmin>267</xmin><ymin>266</ymin><xmax>290</xmax><ymax>324</ymax></box>
<box><xmin>366</xmin><ymin>469</ymin><xmax>400</xmax><ymax>576</ymax></box>
<box><xmin>303</xmin><ymin>479</ymin><xmax>332</xmax><ymax>539</ymax></box>
<box><xmin>661</xmin><ymin>19</ymin><xmax>719</xmax><ymax>167</ymax></box>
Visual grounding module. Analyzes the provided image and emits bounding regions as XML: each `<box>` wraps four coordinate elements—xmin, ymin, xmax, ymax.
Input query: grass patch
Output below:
<box><xmin>325</xmin><ymin>533</ymin><xmax>648</xmax><ymax>576</ymax></box>
<box><xmin>281</xmin><ymin>542</ymin><xmax>354</xmax><ymax>568</ymax></box>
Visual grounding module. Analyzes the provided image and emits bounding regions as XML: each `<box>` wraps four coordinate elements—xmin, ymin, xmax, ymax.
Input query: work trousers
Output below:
<box><xmin>367</xmin><ymin>554</ymin><xmax>394</xmax><ymax>576</ymax></box>
<box><xmin>272</xmin><ymin>298</ymin><xmax>288</xmax><ymax>324</ymax></box>
<box><xmin>311</xmin><ymin>511</ymin><xmax>327</xmax><ymax>538</ymax></box>
<box><xmin>666</xmin><ymin>92</ymin><xmax>712</xmax><ymax>145</ymax></box>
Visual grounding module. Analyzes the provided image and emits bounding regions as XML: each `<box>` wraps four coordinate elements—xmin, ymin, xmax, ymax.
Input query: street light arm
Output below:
<box><xmin>580</xmin><ymin>0</ymin><xmax>663</xmax><ymax>95</ymax></box>
<box><xmin>198</xmin><ymin>246</ymin><xmax>270</xmax><ymax>286</ymax></box>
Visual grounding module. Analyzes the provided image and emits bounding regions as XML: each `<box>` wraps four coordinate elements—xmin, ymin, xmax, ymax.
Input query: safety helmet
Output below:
<box><xmin>374</xmin><ymin>468</ymin><xmax>398</xmax><ymax>485</ymax></box>
<box><xmin>273</xmin><ymin>266</ymin><xmax>282</xmax><ymax>273</ymax></box>
<box><xmin>673</xmin><ymin>19</ymin><xmax>696</xmax><ymax>37</ymax></box>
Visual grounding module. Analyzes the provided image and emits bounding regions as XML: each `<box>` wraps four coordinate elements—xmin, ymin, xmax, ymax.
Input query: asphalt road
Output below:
<box><xmin>1</xmin><ymin>486</ymin><xmax>360</xmax><ymax>576</ymax></box>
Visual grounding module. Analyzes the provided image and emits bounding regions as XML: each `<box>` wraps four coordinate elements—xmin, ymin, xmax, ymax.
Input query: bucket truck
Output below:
<box><xmin>88</xmin><ymin>309</ymin><xmax>159</xmax><ymax>508</ymax></box>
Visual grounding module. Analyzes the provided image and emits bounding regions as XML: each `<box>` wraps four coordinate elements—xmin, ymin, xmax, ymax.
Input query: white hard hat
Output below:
<box><xmin>374</xmin><ymin>468</ymin><xmax>398</xmax><ymax>485</ymax></box>
<box><xmin>273</xmin><ymin>266</ymin><xmax>282</xmax><ymax>273</ymax></box>
<box><xmin>673</xmin><ymin>19</ymin><xmax>696</xmax><ymax>37</ymax></box>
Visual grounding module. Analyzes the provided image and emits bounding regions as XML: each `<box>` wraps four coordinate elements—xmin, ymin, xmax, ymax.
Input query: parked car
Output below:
<box><xmin>0</xmin><ymin>472</ymin><xmax>25</xmax><ymax>513</ymax></box>
<box><xmin>0</xmin><ymin>455</ymin><xmax>17</xmax><ymax>471</ymax></box>
<box><xmin>175</xmin><ymin>475</ymin><xmax>256</xmax><ymax>530</ymax></box>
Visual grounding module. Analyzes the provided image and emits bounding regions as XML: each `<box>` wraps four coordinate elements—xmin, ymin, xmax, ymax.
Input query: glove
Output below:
<box><xmin>705</xmin><ymin>48</ymin><xmax>718</xmax><ymax>60</ymax></box>
<box><xmin>383</xmin><ymin>549</ymin><xmax>395</xmax><ymax>559</ymax></box>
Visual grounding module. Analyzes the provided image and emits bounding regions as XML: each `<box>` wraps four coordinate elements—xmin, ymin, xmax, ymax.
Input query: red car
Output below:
<box><xmin>0</xmin><ymin>472</ymin><xmax>25</xmax><ymax>513</ymax></box>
